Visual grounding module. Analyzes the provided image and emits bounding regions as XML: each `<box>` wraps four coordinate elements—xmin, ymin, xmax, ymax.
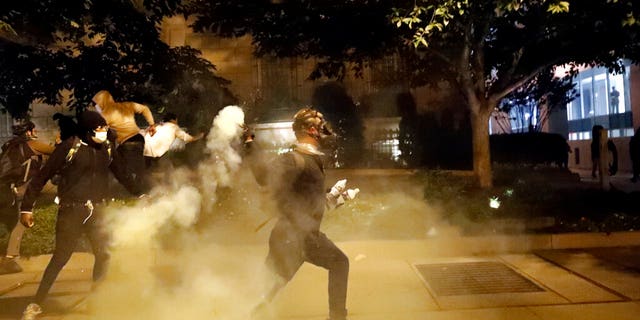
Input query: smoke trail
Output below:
<box><xmin>83</xmin><ymin>105</ymin><xmax>267</xmax><ymax>320</ymax></box>
<box><xmin>106</xmin><ymin>105</ymin><xmax>246</xmax><ymax>246</ymax></box>
<box><xmin>198</xmin><ymin>105</ymin><xmax>246</xmax><ymax>210</ymax></box>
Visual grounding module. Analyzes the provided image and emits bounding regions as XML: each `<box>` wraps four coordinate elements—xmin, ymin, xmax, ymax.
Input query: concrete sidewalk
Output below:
<box><xmin>1</xmin><ymin>235</ymin><xmax>640</xmax><ymax>320</ymax></box>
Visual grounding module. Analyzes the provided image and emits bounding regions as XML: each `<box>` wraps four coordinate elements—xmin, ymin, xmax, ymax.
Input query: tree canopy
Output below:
<box><xmin>0</xmin><ymin>0</ymin><xmax>234</xmax><ymax>130</ymax></box>
<box><xmin>496</xmin><ymin>68</ymin><xmax>577</xmax><ymax>133</ymax></box>
<box><xmin>392</xmin><ymin>0</ymin><xmax>640</xmax><ymax>186</ymax></box>
<box><xmin>187</xmin><ymin>0</ymin><xmax>403</xmax><ymax>80</ymax></box>
<box><xmin>187</xmin><ymin>0</ymin><xmax>640</xmax><ymax>186</ymax></box>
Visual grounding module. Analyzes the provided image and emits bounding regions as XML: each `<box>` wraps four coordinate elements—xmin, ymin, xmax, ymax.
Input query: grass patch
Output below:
<box><xmin>0</xmin><ymin>202</ymin><xmax>57</xmax><ymax>257</ymax></box>
<box><xmin>3</xmin><ymin>165</ymin><xmax>640</xmax><ymax>255</ymax></box>
<box><xmin>419</xmin><ymin>165</ymin><xmax>640</xmax><ymax>234</ymax></box>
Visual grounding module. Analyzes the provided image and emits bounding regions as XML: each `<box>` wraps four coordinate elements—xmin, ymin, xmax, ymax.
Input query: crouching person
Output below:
<box><xmin>19</xmin><ymin>111</ymin><xmax>143</xmax><ymax>320</ymax></box>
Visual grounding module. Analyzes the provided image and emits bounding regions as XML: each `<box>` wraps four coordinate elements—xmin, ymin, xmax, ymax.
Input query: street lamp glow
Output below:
<box><xmin>489</xmin><ymin>196</ymin><xmax>501</xmax><ymax>209</ymax></box>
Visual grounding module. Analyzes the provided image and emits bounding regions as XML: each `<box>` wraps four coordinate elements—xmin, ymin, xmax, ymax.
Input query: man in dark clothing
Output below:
<box><xmin>248</xmin><ymin>108</ymin><xmax>351</xmax><ymax>320</ymax></box>
<box><xmin>19</xmin><ymin>111</ymin><xmax>143</xmax><ymax>320</ymax></box>
<box><xmin>0</xmin><ymin>120</ymin><xmax>54</xmax><ymax>274</ymax></box>
<box><xmin>591</xmin><ymin>125</ymin><xmax>604</xmax><ymax>178</ymax></box>
<box><xmin>630</xmin><ymin>127</ymin><xmax>640</xmax><ymax>183</ymax></box>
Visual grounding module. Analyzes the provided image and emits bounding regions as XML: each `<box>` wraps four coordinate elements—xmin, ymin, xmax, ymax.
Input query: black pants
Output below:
<box><xmin>117</xmin><ymin>134</ymin><xmax>148</xmax><ymax>191</ymax></box>
<box><xmin>266</xmin><ymin>219</ymin><xmax>349</xmax><ymax>319</ymax></box>
<box><xmin>35</xmin><ymin>203</ymin><xmax>110</xmax><ymax>303</ymax></box>
<box><xmin>632</xmin><ymin>158</ymin><xmax>640</xmax><ymax>179</ymax></box>
<box><xmin>0</xmin><ymin>193</ymin><xmax>17</xmax><ymax>232</ymax></box>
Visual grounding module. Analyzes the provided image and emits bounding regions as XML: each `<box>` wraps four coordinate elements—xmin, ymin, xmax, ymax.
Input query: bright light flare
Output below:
<box><xmin>489</xmin><ymin>196</ymin><xmax>501</xmax><ymax>209</ymax></box>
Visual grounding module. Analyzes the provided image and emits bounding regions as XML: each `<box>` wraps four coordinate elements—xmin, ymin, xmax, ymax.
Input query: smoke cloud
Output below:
<box><xmin>82</xmin><ymin>105</ymin><xmax>270</xmax><ymax>319</ymax></box>
<box><xmin>71</xmin><ymin>105</ymin><xmax>466</xmax><ymax>320</ymax></box>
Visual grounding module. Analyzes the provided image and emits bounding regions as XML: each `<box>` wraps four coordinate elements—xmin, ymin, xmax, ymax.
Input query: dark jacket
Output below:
<box><xmin>249</xmin><ymin>144</ymin><xmax>327</xmax><ymax>233</ymax></box>
<box><xmin>630</xmin><ymin>130</ymin><xmax>640</xmax><ymax>161</ymax></box>
<box><xmin>21</xmin><ymin>136</ymin><xmax>141</xmax><ymax>211</ymax></box>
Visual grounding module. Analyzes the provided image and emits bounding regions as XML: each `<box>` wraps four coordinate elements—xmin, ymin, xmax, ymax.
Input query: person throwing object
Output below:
<box><xmin>19</xmin><ymin>111</ymin><xmax>143</xmax><ymax>320</ymax></box>
<box><xmin>143</xmin><ymin>112</ymin><xmax>203</xmax><ymax>170</ymax></box>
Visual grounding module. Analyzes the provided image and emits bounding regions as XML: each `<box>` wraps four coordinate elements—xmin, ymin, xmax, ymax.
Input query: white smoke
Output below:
<box><xmin>107</xmin><ymin>105</ymin><xmax>246</xmax><ymax>245</ymax></box>
<box><xmin>85</xmin><ymin>105</ymin><xmax>269</xmax><ymax>319</ymax></box>
<box><xmin>67</xmin><ymin>104</ymin><xmax>463</xmax><ymax>320</ymax></box>
<box><xmin>203</xmin><ymin>105</ymin><xmax>245</xmax><ymax>182</ymax></box>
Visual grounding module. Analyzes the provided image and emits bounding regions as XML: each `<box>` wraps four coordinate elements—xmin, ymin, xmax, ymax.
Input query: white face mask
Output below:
<box><xmin>92</xmin><ymin>130</ymin><xmax>108</xmax><ymax>143</ymax></box>
<box><xmin>95</xmin><ymin>104</ymin><xmax>102</xmax><ymax>113</ymax></box>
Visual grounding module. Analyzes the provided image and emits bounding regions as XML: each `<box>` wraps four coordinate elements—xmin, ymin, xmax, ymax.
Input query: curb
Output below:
<box><xmin>338</xmin><ymin>231</ymin><xmax>640</xmax><ymax>258</ymax></box>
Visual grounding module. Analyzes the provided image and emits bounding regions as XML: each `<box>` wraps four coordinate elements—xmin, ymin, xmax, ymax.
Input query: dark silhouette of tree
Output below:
<box><xmin>189</xmin><ymin>1</ymin><xmax>640</xmax><ymax>187</ymax></box>
<box><xmin>311</xmin><ymin>82</ymin><xmax>365</xmax><ymax>167</ymax></box>
<box><xmin>498</xmin><ymin>68</ymin><xmax>578</xmax><ymax>133</ymax></box>
<box><xmin>397</xmin><ymin>92</ymin><xmax>423</xmax><ymax>167</ymax></box>
<box><xmin>186</xmin><ymin>0</ymin><xmax>401</xmax><ymax>80</ymax></box>
<box><xmin>0</xmin><ymin>0</ymin><xmax>234</xmax><ymax>131</ymax></box>
<box><xmin>393</xmin><ymin>1</ymin><xmax>640</xmax><ymax>187</ymax></box>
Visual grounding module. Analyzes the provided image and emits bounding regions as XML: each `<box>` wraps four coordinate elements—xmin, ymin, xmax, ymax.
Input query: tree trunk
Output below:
<box><xmin>470</xmin><ymin>105</ymin><xmax>493</xmax><ymax>188</ymax></box>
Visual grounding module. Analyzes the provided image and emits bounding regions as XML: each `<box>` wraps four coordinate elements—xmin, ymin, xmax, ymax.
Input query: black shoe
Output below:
<box><xmin>0</xmin><ymin>257</ymin><xmax>23</xmax><ymax>275</ymax></box>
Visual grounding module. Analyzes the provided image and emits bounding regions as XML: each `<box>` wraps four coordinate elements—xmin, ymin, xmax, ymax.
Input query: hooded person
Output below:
<box><xmin>0</xmin><ymin>120</ymin><xmax>54</xmax><ymax>275</ymax></box>
<box><xmin>247</xmin><ymin>107</ymin><xmax>355</xmax><ymax>320</ymax></box>
<box><xmin>18</xmin><ymin>111</ymin><xmax>144</xmax><ymax>320</ymax></box>
<box><xmin>92</xmin><ymin>90</ymin><xmax>156</xmax><ymax>191</ymax></box>
<box><xmin>52</xmin><ymin>113</ymin><xmax>79</xmax><ymax>143</ymax></box>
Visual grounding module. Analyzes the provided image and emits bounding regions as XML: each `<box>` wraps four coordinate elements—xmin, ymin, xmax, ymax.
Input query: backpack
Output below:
<box><xmin>63</xmin><ymin>136</ymin><xmax>112</xmax><ymax>163</ymax></box>
<box><xmin>0</xmin><ymin>137</ymin><xmax>40</xmax><ymax>186</ymax></box>
<box><xmin>51</xmin><ymin>137</ymin><xmax>112</xmax><ymax>185</ymax></box>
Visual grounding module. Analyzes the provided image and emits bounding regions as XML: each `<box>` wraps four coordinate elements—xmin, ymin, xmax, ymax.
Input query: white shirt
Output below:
<box><xmin>143</xmin><ymin>122</ymin><xmax>195</xmax><ymax>158</ymax></box>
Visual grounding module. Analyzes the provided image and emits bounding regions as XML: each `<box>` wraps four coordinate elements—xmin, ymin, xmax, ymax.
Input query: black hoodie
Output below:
<box><xmin>21</xmin><ymin>112</ymin><xmax>142</xmax><ymax>211</ymax></box>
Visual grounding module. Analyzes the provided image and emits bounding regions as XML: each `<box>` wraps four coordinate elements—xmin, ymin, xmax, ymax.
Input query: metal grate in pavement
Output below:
<box><xmin>415</xmin><ymin>261</ymin><xmax>544</xmax><ymax>296</ymax></box>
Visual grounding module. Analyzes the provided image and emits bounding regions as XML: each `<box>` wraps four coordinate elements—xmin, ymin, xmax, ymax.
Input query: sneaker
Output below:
<box><xmin>0</xmin><ymin>257</ymin><xmax>23</xmax><ymax>275</ymax></box>
<box><xmin>21</xmin><ymin>303</ymin><xmax>42</xmax><ymax>320</ymax></box>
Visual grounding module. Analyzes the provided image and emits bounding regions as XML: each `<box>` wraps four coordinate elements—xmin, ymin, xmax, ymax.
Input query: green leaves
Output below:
<box><xmin>391</xmin><ymin>1</ymin><xmax>467</xmax><ymax>48</ymax></box>
<box><xmin>623</xmin><ymin>12</ymin><xmax>637</xmax><ymax>26</ymax></box>
<box><xmin>547</xmin><ymin>1</ymin><xmax>570</xmax><ymax>14</ymax></box>
<box><xmin>1</xmin><ymin>0</ymin><xmax>233</xmax><ymax>124</ymax></box>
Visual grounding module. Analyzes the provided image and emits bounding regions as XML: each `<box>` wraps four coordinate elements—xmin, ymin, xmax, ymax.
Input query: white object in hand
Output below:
<box><xmin>343</xmin><ymin>188</ymin><xmax>360</xmax><ymax>200</ymax></box>
<box><xmin>329</xmin><ymin>179</ymin><xmax>347</xmax><ymax>197</ymax></box>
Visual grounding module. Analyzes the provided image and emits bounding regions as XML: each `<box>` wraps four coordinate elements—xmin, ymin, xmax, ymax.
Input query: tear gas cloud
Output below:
<box><xmin>87</xmin><ymin>105</ymin><xmax>270</xmax><ymax>320</ymax></box>
<box><xmin>77</xmin><ymin>105</ymin><xmax>473</xmax><ymax>320</ymax></box>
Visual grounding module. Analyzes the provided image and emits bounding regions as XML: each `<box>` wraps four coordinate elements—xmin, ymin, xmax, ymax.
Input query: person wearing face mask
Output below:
<box><xmin>92</xmin><ymin>90</ymin><xmax>156</xmax><ymax>192</ymax></box>
<box><xmin>247</xmin><ymin>107</ymin><xmax>352</xmax><ymax>320</ymax></box>
<box><xmin>18</xmin><ymin>111</ymin><xmax>143</xmax><ymax>320</ymax></box>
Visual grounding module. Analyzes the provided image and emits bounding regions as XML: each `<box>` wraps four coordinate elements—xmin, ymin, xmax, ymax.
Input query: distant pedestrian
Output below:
<box><xmin>92</xmin><ymin>90</ymin><xmax>156</xmax><ymax>192</ymax></box>
<box><xmin>630</xmin><ymin>127</ymin><xmax>640</xmax><ymax>183</ymax></box>
<box><xmin>610</xmin><ymin>86</ymin><xmax>620</xmax><ymax>114</ymax></box>
<box><xmin>591</xmin><ymin>125</ymin><xmax>604</xmax><ymax>178</ymax></box>
<box><xmin>19</xmin><ymin>111</ymin><xmax>143</xmax><ymax>320</ymax></box>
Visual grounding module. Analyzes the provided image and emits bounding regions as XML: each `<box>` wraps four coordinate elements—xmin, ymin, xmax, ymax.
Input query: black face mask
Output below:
<box><xmin>315</xmin><ymin>122</ymin><xmax>337</xmax><ymax>150</ymax></box>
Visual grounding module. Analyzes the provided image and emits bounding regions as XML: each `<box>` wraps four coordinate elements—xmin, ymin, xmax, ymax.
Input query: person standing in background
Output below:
<box><xmin>630</xmin><ymin>127</ymin><xmax>640</xmax><ymax>183</ymax></box>
<box><xmin>609</xmin><ymin>86</ymin><xmax>620</xmax><ymax>114</ymax></box>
